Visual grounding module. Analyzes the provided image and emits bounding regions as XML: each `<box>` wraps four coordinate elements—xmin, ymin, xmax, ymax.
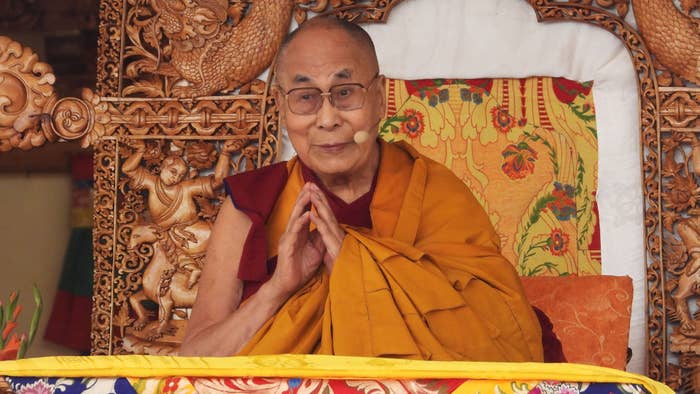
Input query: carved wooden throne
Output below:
<box><xmin>1</xmin><ymin>0</ymin><xmax>699</xmax><ymax>390</ymax></box>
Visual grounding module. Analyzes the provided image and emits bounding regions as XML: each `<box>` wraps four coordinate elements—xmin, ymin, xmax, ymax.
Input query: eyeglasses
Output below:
<box><xmin>279</xmin><ymin>74</ymin><xmax>379</xmax><ymax>115</ymax></box>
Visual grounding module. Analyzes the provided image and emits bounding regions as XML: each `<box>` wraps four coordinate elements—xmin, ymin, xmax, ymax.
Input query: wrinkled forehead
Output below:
<box><xmin>276</xmin><ymin>26</ymin><xmax>377</xmax><ymax>84</ymax></box>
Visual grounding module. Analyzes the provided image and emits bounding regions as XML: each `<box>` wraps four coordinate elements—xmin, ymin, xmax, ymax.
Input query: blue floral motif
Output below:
<box><xmin>288</xmin><ymin>377</ymin><xmax>302</xmax><ymax>389</ymax></box>
<box><xmin>547</xmin><ymin>182</ymin><xmax>576</xmax><ymax>221</ymax></box>
<box><xmin>7</xmin><ymin>377</ymin><xmax>136</xmax><ymax>394</ymax></box>
<box><xmin>428</xmin><ymin>95</ymin><xmax>439</xmax><ymax>107</ymax></box>
<box><xmin>438</xmin><ymin>88</ymin><xmax>449</xmax><ymax>103</ymax></box>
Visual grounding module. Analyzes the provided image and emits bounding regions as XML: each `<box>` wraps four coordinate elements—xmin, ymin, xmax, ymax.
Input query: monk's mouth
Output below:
<box><xmin>315</xmin><ymin>142</ymin><xmax>351</xmax><ymax>152</ymax></box>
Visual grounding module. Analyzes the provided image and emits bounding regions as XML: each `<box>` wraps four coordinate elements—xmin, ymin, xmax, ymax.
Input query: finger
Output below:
<box><xmin>285</xmin><ymin>184</ymin><xmax>313</xmax><ymax>232</ymax></box>
<box><xmin>310</xmin><ymin>210</ymin><xmax>344</xmax><ymax>259</ymax></box>
<box><xmin>309</xmin><ymin>187</ymin><xmax>339</xmax><ymax>228</ymax></box>
<box><xmin>288</xmin><ymin>210</ymin><xmax>311</xmax><ymax>239</ymax></box>
<box><xmin>279</xmin><ymin>211</ymin><xmax>311</xmax><ymax>260</ymax></box>
<box><xmin>309</xmin><ymin>207</ymin><xmax>344</xmax><ymax>241</ymax></box>
<box><xmin>309</xmin><ymin>230</ymin><xmax>327</xmax><ymax>255</ymax></box>
<box><xmin>308</xmin><ymin>189</ymin><xmax>344</xmax><ymax>242</ymax></box>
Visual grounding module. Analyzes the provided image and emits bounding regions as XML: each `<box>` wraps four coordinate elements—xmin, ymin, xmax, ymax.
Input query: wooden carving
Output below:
<box><xmin>122</xmin><ymin>0</ymin><xmax>294</xmax><ymax>97</ymax></box>
<box><xmin>97</xmin><ymin>138</ymin><xmax>235</xmax><ymax>352</ymax></box>
<box><xmin>660</xmin><ymin>90</ymin><xmax>700</xmax><ymax>131</ymax></box>
<box><xmin>631</xmin><ymin>0</ymin><xmax>700</xmax><ymax>85</ymax></box>
<box><xmin>661</xmin><ymin>132</ymin><xmax>700</xmax><ymax>392</ymax></box>
<box><xmin>0</xmin><ymin>37</ymin><xmax>57</xmax><ymax>152</ymax></box>
<box><xmin>119</xmin><ymin>139</ymin><xmax>238</xmax><ymax>342</ymax></box>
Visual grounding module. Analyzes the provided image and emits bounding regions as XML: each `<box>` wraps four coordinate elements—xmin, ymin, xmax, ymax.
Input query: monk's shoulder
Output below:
<box><xmin>223</xmin><ymin>161</ymin><xmax>289</xmax><ymax>212</ymax></box>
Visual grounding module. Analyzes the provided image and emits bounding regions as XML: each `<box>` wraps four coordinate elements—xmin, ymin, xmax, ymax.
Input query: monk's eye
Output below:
<box><xmin>337</xmin><ymin>88</ymin><xmax>352</xmax><ymax>97</ymax></box>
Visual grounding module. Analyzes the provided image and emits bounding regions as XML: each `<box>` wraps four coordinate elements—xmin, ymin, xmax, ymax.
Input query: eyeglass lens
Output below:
<box><xmin>287</xmin><ymin>84</ymin><xmax>365</xmax><ymax>114</ymax></box>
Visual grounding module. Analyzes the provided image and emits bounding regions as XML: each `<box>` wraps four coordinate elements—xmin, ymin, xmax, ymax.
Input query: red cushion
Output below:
<box><xmin>521</xmin><ymin>275</ymin><xmax>633</xmax><ymax>369</ymax></box>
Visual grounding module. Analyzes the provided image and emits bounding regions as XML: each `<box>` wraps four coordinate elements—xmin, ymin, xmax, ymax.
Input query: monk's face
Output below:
<box><xmin>275</xmin><ymin>27</ymin><xmax>385</xmax><ymax>178</ymax></box>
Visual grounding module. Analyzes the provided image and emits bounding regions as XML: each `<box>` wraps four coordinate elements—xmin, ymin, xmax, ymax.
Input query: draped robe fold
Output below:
<box><xmin>226</xmin><ymin>141</ymin><xmax>544</xmax><ymax>362</ymax></box>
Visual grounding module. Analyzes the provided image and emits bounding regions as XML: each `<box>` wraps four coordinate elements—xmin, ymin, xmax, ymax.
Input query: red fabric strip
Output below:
<box><xmin>224</xmin><ymin>162</ymin><xmax>289</xmax><ymax>284</ymax></box>
<box><xmin>44</xmin><ymin>290</ymin><xmax>91</xmax><ymax>352</ymax></box>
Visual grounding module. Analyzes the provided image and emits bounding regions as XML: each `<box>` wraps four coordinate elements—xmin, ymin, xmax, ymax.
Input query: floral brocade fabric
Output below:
<box><xmin>2</xmin><ymin>376</ymin><xmax>650</xmax><ymax>394</ymax></box>
<box><xmin>381</xmin><ymin>77</ymin><xmax>599</xmax><ymax>276</ymax></box>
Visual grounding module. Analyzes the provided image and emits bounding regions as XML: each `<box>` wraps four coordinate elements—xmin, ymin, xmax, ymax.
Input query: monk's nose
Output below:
<box><xmin>316</xmin><ymin>96</ymin><xmax>341</xmax><ymax>131</ymax></box>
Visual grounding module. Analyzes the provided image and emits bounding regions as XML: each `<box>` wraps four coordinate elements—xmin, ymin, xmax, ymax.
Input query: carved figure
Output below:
<box><xmin>674</xmin><ymin>214</ymin><xmax>700</xmax><ymax>335</ymax></box>
<box><xmin>632</xmin><ymin>0</ymin><xmax>700</xmax><ymax>84</ymax></box>
<box><xmin>122</xmin><ymin>333</ymin><xmax>178</xmax><ymax>355</ymax></box>
<box><xmin>122</xmin><ymin>140</ymin><xmax>237</xmax><ymax>337</ymax></box>
<box><xmin>673</xmin><ymin>134</ymin><xmax>700</xmax><ymax>336</ymax></box>
<box><xmin>147</xmin><ymin>0</ymin><xmax>293</xmax><ymax>97</ymax></box>
<box><xmin>127</xmin><ymin>223</ymin><xmax>197</xmax><ymax>337</ymax></box>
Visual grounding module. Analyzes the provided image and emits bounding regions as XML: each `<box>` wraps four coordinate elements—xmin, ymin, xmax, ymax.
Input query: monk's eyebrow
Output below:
<box><xmin>290</xmin><ymin>69</ymin><xmax>353</xmax><ymax>84</ymax></box>
<box><xmin>334</xmin><ymin>69</ymin><xmax>352</xmax><ymax>80</ymax></box>
<box><xmin>292</xmin><ymin>74</ymin><xmax>311</xmax><ymax>83</ymax></box>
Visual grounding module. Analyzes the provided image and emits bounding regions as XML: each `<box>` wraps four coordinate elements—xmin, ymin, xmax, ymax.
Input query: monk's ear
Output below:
<box><xmin>375</xmin><ymin>74</ymin><xmax>387</xmax><ymax>118</ymax></box>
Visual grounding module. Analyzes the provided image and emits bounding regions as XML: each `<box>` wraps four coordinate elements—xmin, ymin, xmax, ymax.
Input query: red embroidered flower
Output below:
<box><xmin>163</xmin><ymin>377</ymin><xmax>181</xmax><ymax>393</ymax></box>
<box><xmin>501</xmin><ymin>142</ymin><xmax>538</xmax><ymax>180</ymax></box>
<box><xmin>490</xmin><ymin>106</ymin><xmax>517</xmax><ymax>134</ymax></box>
<box><xmin>400</xmin><ymin>109</ymin><xmax>425</xmax><ymax>139</ymax></box>
<box><xmin>547</xmin><ymin>229</ymin><xmax>569</xmax><ymax>256</ymax></box>
<box><xmin>552</xmin><ymin>77</ymin><xmax>592</xmax><ymax>104</ymax></box>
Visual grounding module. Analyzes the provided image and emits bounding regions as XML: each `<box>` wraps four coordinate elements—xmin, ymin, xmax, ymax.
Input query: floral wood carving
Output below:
<box><xmin>292</xmin><ymin>0</ymin><xmax>405</xmax><ymax>24</ymax></box>
<box><xmin>661</xmin><ymin>132</ymin><xmax>700</xmax><ymax>392</ymax></box>
<box><xmin>91</xmin><ymin>139</ymin><xmax>117</xmax><ymax>354</ymax></box>
<box><xmin>0</xmin><ymin>37</ymin><xmax>58</xmax><ymax>152</ymax></box>
<box><xmin>96</xmin><ymin>0</ymin><xmax>124</xmax><ymax>96</ymax></box>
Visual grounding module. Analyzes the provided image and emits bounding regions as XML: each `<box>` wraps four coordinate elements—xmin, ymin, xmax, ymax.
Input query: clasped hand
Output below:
<box><xmin>271</xmin><ymin>183</ymin><xmax>345</xmax><ymax>297</ymax></box>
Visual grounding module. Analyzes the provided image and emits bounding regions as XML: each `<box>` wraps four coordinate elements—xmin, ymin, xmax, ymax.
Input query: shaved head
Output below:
<box><xmin>275</xmin><ymin>15</ymin><xmax>379</xmax><ymax>77</ymax></box>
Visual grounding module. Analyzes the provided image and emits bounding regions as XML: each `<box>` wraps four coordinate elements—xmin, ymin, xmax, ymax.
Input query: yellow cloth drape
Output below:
<box><xmin>0</xmin><ymin>355</ymin><xmax>673</xmax><ymax>394</ymax></box>
<box><xmin>238</xmin><ymin>141</ymin><xmax>543</xmax><ymax>362</ymax></box>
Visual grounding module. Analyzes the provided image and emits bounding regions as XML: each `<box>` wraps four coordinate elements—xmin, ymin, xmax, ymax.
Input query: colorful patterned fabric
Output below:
<box><xmin>381</xmin><ymin>77</ymin><xmax>599</xmax><ymax>276</ymax></box>
<box><xmin>0</xmin><ymin>354</ymin><xmax>673</xmax><ymax>393</ymax></box>
<box><xmin>4</xmin><ymin>377</ymin><xmax>135</xmax><ymax>394</ymax></box>
<box><xmin>1</xmin><ymin>376</ymin><xmax>654</xmax><ymax>394</ymax></box>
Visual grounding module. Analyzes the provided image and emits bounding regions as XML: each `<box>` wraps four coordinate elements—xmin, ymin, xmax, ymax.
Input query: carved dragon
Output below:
<box><xmin>631</xmin><ymin>0</ymin><xmax>700</xmax><ymax>85</ymax></box>
<box><xmin>147</xmin><ymin>0</ymin><xmax>294</xmax><ymax>97</ymax></box>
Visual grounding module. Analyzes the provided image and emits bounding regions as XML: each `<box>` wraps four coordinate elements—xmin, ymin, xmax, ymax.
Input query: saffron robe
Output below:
<box><xmin>226</xmin><ymin>141</ymin><xmax>544</xmax><ymax>362</ymax></box>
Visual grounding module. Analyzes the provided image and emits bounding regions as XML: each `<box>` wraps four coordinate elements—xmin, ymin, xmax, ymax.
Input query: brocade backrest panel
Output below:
<box><xmin>381</xmin><ymin>77</ymin><xmax>599</xmax><ymax>276</ymax></box>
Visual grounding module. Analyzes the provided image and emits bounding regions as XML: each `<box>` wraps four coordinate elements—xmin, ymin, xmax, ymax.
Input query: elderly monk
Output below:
<box><xmin>179</xmin><ymin>15</ymin><xmax>544</xmax><ymax>362</ymax></box>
